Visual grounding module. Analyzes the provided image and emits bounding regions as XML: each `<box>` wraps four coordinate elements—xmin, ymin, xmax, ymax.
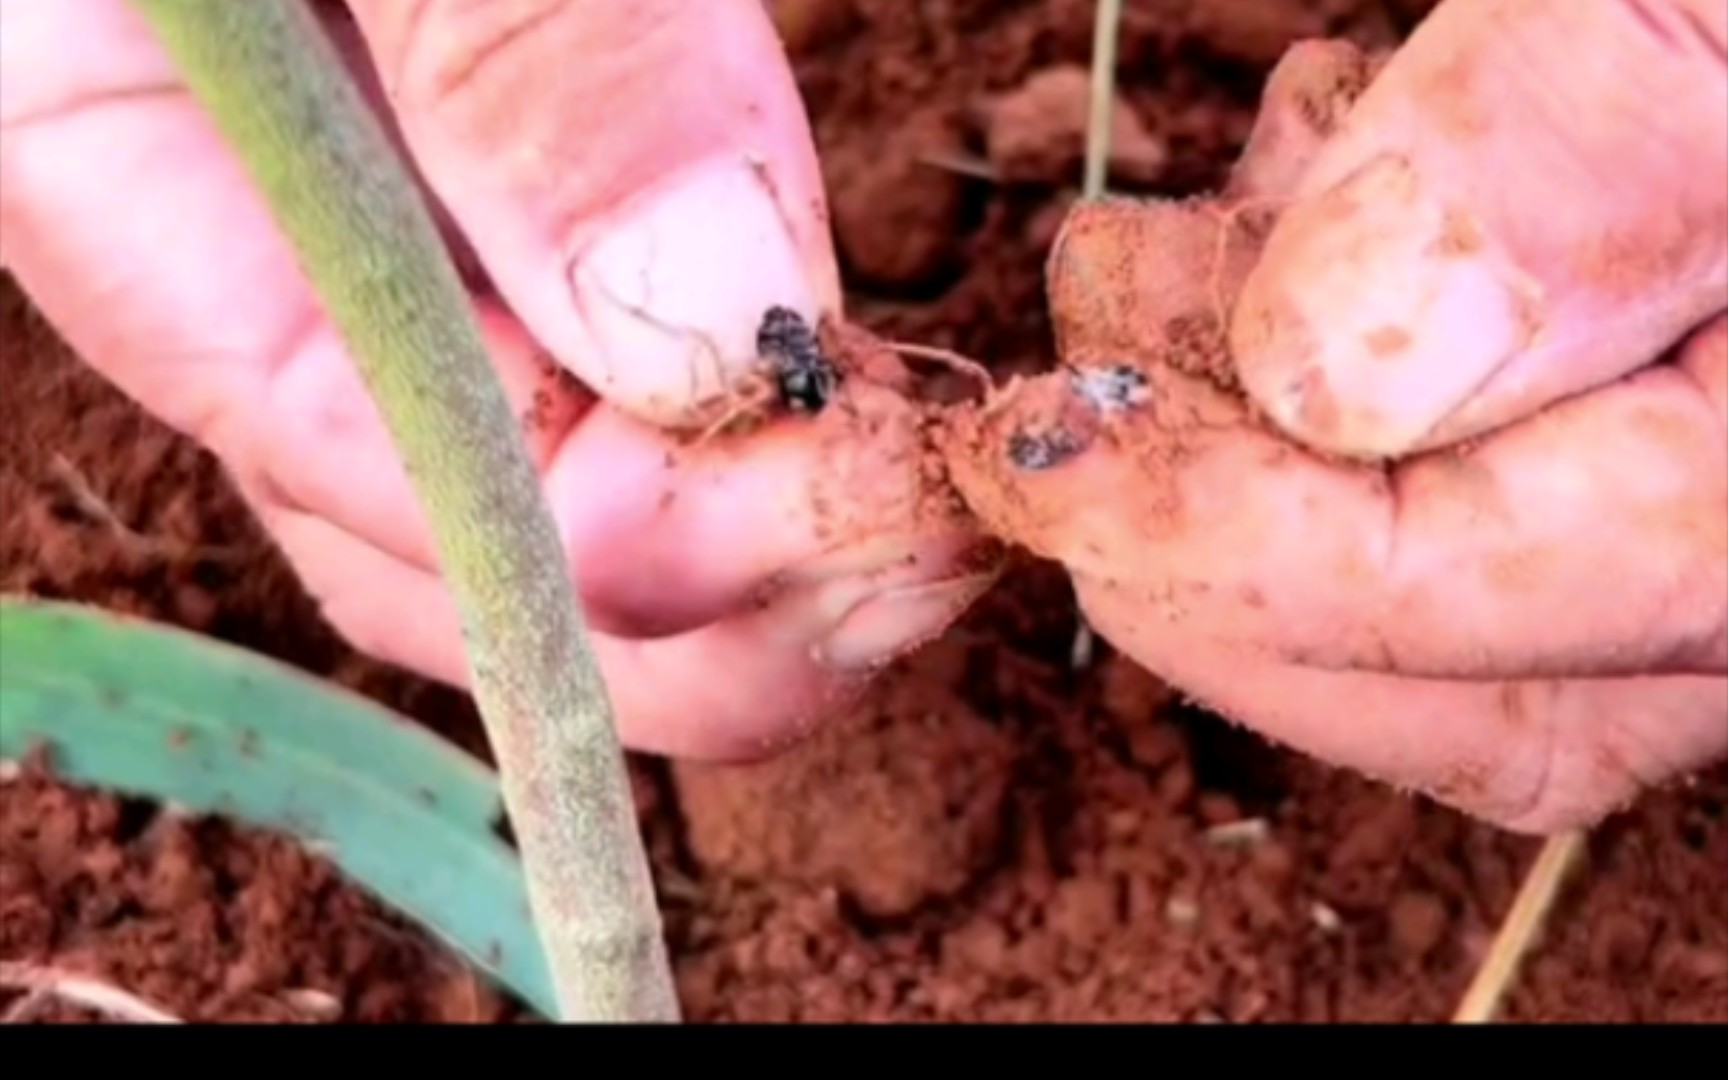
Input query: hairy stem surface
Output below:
<box><xmin>126</xmin><ymin>0</ymin><xmax>679</xmax><ymax>1022</ymax></box>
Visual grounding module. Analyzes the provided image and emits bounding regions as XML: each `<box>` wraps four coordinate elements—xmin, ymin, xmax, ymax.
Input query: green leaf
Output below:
<box><xmin>0</xmin><ymin>596</ymin><xmax>556</xmax><ymax>1020</ymax></box>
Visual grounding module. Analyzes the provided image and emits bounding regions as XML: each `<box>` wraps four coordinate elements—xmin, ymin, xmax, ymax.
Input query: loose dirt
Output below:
<box><xmin>4</xmin><ymin>0</ymin><xmax>1725</xmax><ymax>1024</ymax></box>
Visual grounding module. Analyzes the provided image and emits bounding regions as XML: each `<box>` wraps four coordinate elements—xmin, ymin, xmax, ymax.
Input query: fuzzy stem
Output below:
<box><xmin>125</xmin><ymin>0</ymin><xmax>678</xmax><ymax>1022</ymax></box>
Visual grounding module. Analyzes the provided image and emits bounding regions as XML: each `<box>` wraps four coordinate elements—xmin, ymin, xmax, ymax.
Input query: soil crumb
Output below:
<box><xmin>4</xmin><ymin>0</ymin><xmax>1725</xmax><ymax>1025</ymax></box>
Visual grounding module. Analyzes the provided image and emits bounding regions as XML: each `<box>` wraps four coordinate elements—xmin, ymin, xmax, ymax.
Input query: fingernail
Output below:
<box><xmin>568</xmin><ymin>159</ymin><xmax>821</xmax><ymax>428</ymax></box>
<box><xmin>812</xmin><ymin>573</ymin><xmax>997</xmax><ymax>671</ymax></box>
<box><xmin>1234</xmin><ymin>153</ymin><xmax>1546</xmax><ymax>457</ymax></box>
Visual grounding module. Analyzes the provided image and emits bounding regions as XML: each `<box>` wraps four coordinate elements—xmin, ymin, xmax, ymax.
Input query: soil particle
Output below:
<box><xmin>1387</xmin><ymin>889</ymin><xmax>1450</xmax><ymax>962</ymax></box>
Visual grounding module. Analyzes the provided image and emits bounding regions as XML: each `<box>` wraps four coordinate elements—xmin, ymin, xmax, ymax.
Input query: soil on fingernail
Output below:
<box><xmin>4</xmin><ymin>0</ymin><xmax>1725</xmax><ymax>1025</ymax></box>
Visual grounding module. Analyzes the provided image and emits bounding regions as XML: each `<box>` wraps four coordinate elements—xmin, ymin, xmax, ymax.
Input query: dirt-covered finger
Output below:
<box><xmin>548</xmin><ymin>346</ymin><xmax>998</xmax><ymax>642</ymax></box>
<box><xmin>942</xmin><ymin>199</ymin><xmax>1727</xmax><ymax>683</ymax></box>
<box><xmin>1072</xmin><ymin>584</ymin><xmax>1728</xmax><ymax>834</ymax></box>
<box><xmin>1230</xmin><ymin>0</ymin><xmax>1728</xmax><ymax>459</ymax></box>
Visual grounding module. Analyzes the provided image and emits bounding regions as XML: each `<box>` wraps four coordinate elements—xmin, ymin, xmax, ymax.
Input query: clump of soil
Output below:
<box><xmin>0</xmin><ymin>754</ymin><xmax>526</xmax><ymax>1023</ymax></box>
<box><xmin>5</xmin><ymin>0</ymin><xmax>1727</xmax><ymax>1025</ymax></box>
<box><xmin>673</xmin><ymin>651</ymin><xmax>1015</xmax><ymax>919</ymax></box>
<box><xmin>828</xmin><ymin>108</ymin><xmax>975</xmax><ymax>291</ymax></box>
<box><xmin>976</xmin><ymin>64</ymin><xmax>1169</xmax><ymax>186</ymax></box>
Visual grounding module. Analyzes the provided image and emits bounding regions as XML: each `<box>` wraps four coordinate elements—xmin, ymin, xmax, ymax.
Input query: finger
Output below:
<box><xmin>343</xmin><ymin>0</ymin><xmax>841</xmax><ymax>430</ymax></box>
<box><xmin>0</xmin><ymin>0</ymin><xmax>314</xmax><ymax>438</ymax></box>
<box><xmin>312</xmin><ymin>2</ymin><xmax>489</xmax><ymax>290</ymax></box>
<box><xmin>1075</xmin><ymin>582</ymin><xmax>1728</xmax><ymax>835</ymax></box>
<box><xmin>256</xmin><ymin>503</ymin><xmax>995</xmax><ymax>759</ymax></box>
<box><xmin>1230</xmin><ymin>0</ymin><xmax>1728</xmax><ymax>458</ymax></box>
<box><xmin>0</xmin><ymin>0</ymin><xmax>493</xmax><ymax>421</ymax></box>
<box><xmin>944</xmin><ymin>199</ymin><xmax>1727</xmax><ymax>681</ymax></box>
<box><xmin>547</xmin><ymin>376</ymin><xmax>993</xmax><ymax>640</ymax></box>
<box><xmin>1223</xmin><ymin>38</ymin><xmax>1385</xmax><ymax>203</ymax></box>
<box><xmin>253</xmin><ymin>300</ymin><xmax>991</xmax><ymax>641</ymax></box>
<box><xmin>238</xmin><ymin>295</ymin><xmax>595</xmax><ymax>575</ymax></box>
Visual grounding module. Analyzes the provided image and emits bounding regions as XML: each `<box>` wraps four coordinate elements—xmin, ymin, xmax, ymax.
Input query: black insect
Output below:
<box><xmin>757</xmin><ymin>305</ymin><xmax>841</xmax><ymax>414</ymax></box>
<box><xmin>1006</xmin><ymin>427</ymin><xmax>1086</xmax><ymax>471</ymax></box>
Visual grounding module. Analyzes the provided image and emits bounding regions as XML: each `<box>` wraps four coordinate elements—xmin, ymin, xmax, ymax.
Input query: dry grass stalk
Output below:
<box><xmin>0</xmin><ymin>962</ymin><xmax>185</xmax><ymax>1024</ymax></box>
<box><xmin>1453</xmin><ymin>830</ymin><xmax>1589</xmax><ymax>1023</ymax></box>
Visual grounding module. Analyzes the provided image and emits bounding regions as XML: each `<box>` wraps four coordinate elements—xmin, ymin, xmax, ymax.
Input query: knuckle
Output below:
<box><xmin>1613</xmin><ymin>0</ymin><xmax>1728</xmax><ymax>67</ymax></box>
<box><xmin>378</xmin><ymin>0</ymin><xmax>707</xmax><ymax>158</ymax></box>
<box><xmin>388</xmin><ymin>0</ymin><xmax>578</xmax><ymax>123</ymax></box>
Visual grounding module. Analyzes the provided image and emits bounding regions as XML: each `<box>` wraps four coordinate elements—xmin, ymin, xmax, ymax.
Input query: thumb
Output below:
<box><xmin>1231</xmin><ymin>0</ymin><xmax>1728</xmax><ymax>459</ymax></box>
<box><xmin>345</xmin><ymin>0</ymin><xmax>839</xmax><ymax>430</ymax></box>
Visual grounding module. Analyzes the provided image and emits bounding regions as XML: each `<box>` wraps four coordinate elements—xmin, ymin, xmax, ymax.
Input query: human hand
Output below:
<box><xmin>0</xmin><ymin>0</ymin><xmax>997</xmax><ymax>758</ymax></box>
<box><xmin>943</xmin><ymin>0</ymin><xmax>1727</xmax><ymax>833</ymax></box>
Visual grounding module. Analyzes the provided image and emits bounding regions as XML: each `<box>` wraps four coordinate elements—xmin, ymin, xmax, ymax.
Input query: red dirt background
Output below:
<box><xmin>4</xmin><ymin>0</ymin><xmax>1725</xmax><ymax>1023</ymax></box>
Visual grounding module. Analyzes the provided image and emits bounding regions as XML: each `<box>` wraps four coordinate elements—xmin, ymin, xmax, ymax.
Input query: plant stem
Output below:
<box><xmin>1453</xmin><ymin>830</ymin><xmax>1588</xmax><ymax>1024</ymax></box>
<box><xmin>1083</xmin><ymin>0</ymin><xmax>1126</xmax><ymax>199</ymax></box>
<box><xmin>0</xmin><ymin>962</ymin><xmax>184</xmax><ymax>1024</ymax></box>
<box><xmin>126</xmin><ymin>0</ymin><xmax>678</xmax><ymax>1022</ymax></box>
<box><xmin>1069</xmin><ymin>0</ymin><xmax>1127</xmax><ymax>670</ymax></box>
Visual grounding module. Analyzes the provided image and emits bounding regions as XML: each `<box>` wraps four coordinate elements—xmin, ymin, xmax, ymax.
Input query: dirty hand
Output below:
<box><xmin>0</xmin><ymin>0</ymin><xmax>995</xmax><ymax>756</ymax></box>
<box><xmin>946</xmin><ymin>0</ymin><xmax>1727</xmax><ymax>833</ymax></box>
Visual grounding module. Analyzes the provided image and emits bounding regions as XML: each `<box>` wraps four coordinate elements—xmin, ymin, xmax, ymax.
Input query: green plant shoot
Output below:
<box><xmin>123</xmin><ymin>0</ymin><xmax>679</xmax><ymax>1022</ymax></box>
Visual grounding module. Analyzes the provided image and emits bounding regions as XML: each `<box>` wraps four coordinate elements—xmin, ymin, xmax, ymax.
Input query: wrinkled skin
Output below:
<box><xmin>2</xmin><ymin>0</ymin><xmax>1724</xmax><ymax>833</ymax></box>
<box><xmin>944</xmin><ymin>1</ymin><xmax>1728</xmax><ymax>834</ymax></box>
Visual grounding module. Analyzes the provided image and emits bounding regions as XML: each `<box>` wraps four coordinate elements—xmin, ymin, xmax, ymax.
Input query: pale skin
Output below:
<box><xmin>2</xmin><ymin>0</ymin><xmax>1723</xmax><ymax>833</ymax></box>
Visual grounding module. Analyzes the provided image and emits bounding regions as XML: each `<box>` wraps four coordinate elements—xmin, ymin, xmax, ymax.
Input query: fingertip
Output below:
<box><xmin>347</xmin><ymin>0</ymin><xmax>840</xmax><ymax>432</ymax></box>
<box><xmin>1230</xmin><ymin>0</ymin><xmax>1728</xmax><ymax>458</ymax></box>
<box><xmin>589</xmin><ymin>559</ymin><xmax>989</xmax><ymax>760</ymax></box>
<box><xmin>556</xmin><ymin>158</ymin><xmax>834</xmax><ymax>429</ymax></box>
<box><xmin>1230</xmin><ymin>153</ymin><xmax>1547</xmax><ymax>460</ymax></box>
<box><xmin>548</xmin><ymin>371</ymin><xmax>992</xmax><ymax>647</ymax></box>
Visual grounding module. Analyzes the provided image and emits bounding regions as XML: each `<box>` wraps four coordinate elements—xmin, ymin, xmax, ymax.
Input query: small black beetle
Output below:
<box><xmin>757</xmin><ymin>305</ymin><xmax>841</xmax><ymax>414</ymax></box>
<box><xmin>1006</xmin><ymin>427</ymin><xmax>1086</xmax><ymax>471</ymax></box>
